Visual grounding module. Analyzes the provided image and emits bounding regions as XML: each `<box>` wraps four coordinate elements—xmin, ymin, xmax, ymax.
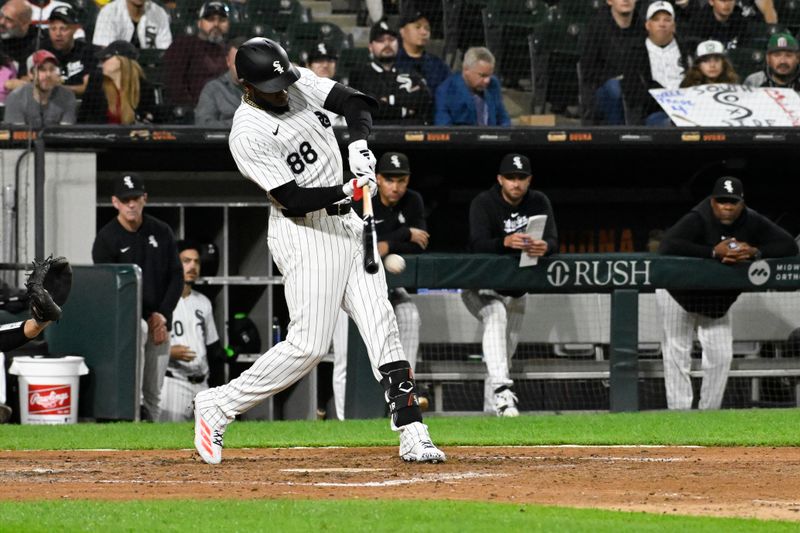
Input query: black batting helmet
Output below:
<box><xmin>235</xmin><ymin>37</ymin><xmax>300</xmax><ymax>92</ymax></box>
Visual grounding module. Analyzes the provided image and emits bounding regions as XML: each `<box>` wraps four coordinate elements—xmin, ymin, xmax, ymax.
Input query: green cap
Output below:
<box><xmin>768</xmin><ymin>32</ymin><xmax>799</xmax><ymax>52</ymax></box>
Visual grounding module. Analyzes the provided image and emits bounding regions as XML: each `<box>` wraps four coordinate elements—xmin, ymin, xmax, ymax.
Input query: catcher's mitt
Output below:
<box><xmin>25</xmin><ymin>256</ymin><xmax>72</xmax><ymax>323</ymax></box>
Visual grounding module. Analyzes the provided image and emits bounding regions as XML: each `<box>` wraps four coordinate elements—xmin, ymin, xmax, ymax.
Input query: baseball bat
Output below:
<box><xmin>361</xmin><ymin>183</ymin><xmax>380</xmax><ymax>274</ymax></box>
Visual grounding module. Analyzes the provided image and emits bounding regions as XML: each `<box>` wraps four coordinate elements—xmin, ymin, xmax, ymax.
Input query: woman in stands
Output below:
<box><xmin>77</xmin><ymin>40</ymin><xmax>161</xmax><ymax>124</ymax></box>
<box><xmin>680</xmin><ymin>40</ymin><xmax>740</xmax><ymax>87</ymax></box>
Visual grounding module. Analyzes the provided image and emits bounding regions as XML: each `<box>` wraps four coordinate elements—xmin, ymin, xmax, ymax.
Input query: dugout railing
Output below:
<box><xmin>340</xmin><ymin>254</ymin><xmax>800</xmax><ymax>415</ymax></box>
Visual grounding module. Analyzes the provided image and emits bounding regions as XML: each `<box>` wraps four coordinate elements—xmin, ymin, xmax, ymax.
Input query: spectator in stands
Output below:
<box><xmin>43</xmin><ymin>6</ymin><xmax>95</xmax><ymax>96</ymax></box>
<box><xmin>305</xmin><ymin>41</ymin><xmax>338</xmax><ymax>80</ymax></box>
<box><xmin>434</xmin><ymin>46</ymin><xmax>510</xmax><ymax>126</ymax></box>
<box><xmin>163</xmin><ymin>1</ymin><xmax>230</xmax><ymax>110</ymax></box>
<box><xmin>680</xmin><ymin>39</ymin><xmax>739</xmax><ymax>86</ymax></box>
<box><xmin>28</xmin><ymin>0</ymin><xmax>85</xmax><ymax>39</ymax></box>
<box><xmin>620</xmin><ymin>1</ymin><xmax>689</xmax><ymax>126</ymax></box>
<box><xmin>0</xmin><ymin>0</ymin><xmax>46</xmax><ymax>73</ymax></box>
<box><xmin>744</xmin><ymin>31</ymin><xmax>800</xmax><ymax>90</ymax></box>
<box><xmin>395</xmin><ymin>9</ymin><xmax>450</xmax><ymax>98</ymax></box>
<box><xmin>4</xmin><ymin>49</ymin><xmax>76</xmax><ymax>126</ymax></box>
<box><xmin>684</xmin><ymin>0</ymin><xmax>749</xmax><ymax>50</ymax></box>
<box><xmin>580</xmin><ymin>0</ymin><xmax>645</xmax><ymax>125</ymax></box>
<box><xmin>657</xmin><ymin>176</ymin><xmax>797</xmax><ymax>410</ymax></box>
<box><xmin>194</xmin><ymin>36</ymin><xmax>245</xmax><ymax>128</ymax></box>
<box><xmin>93</xmin><ymin>173</ymin><xmax>183</xmax><ymax>422</ymax></box>
<box><xmin>302</xmin><ymin>41</ymin><xmax>345</xmax><ymax>127</ymax></box>
<box><xmin>0</xmin><ymin>53</ymin><xmax>18</xmax><ymax>103</ymax></box>
<box><xmin>77</xmin><ymin>40</ymin><xmax>161</xmax><ymax>124</ymax></box>
<box><xmin>92</xmin><ymin>0</ymin><xmax>172</xmax><ymax>50</ymax></box>
<box><xmin>461</xmin><ymin>153</ymin><xmax>558</xmax><ymax>417</ymax></box>
<box><xmin>349</xmin><ymin>20</ymin><xmax>433</xmax><ymax>125</ymax></box>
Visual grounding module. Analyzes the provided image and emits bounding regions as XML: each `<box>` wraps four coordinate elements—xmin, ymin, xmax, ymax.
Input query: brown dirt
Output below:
<box><xmin>1</xmin><ymin>446</ymin><xmax>799</xmax><ymax>521</ymax></box>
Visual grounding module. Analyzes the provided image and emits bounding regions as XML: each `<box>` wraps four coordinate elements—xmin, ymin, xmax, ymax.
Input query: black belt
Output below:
<box><xmin>165</xmin><ymin>370</ymin><xmax>206</xmax><ymax>384</ymax></box>
<box><xmin>281</xmin><ymin>204</ymin><xmax>351</xmax><ymax>217</ymax></box>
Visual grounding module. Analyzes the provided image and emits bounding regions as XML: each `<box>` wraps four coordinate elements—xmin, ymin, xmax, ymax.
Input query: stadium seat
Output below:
<box><xmin>528</xmin><ymin>19</ymin><xmax>583</xmax><ymax>113</ymax></box>
<box><xmin>335</xmin><ymin>46</ymin><xmax>369</xmax><ymax>86</ymax></box>
<box><xmin>556</xmin><ymin>0</ymin><xmax>603</xmax><ymax>24</ymax></box>
<box><xmin>229</xmin><ymin>22</ymin><xmax>279</xmax><ymax>41</ymax></box>
<box><xmin>246</xmin><ymin>0</ymin><xmax>308</xmax><ymax>34</ymax></box>
<box><xmin>777</xmin><ymin>0</ymin><xmax>800</xmax><ymax>33</ymax></box>
<box><xmin>482</xmin><ymin>0</ymin><xmax>551</xmax><ymax>88</ymax></box>
<box><xmin>170</xmin><ymin>21</ymin><xmax>197</xmax><ymax>38</ymax></box>
<box><xmin>138</xmin><ymin>49</ymin><xmax>165</xmax><ymax>85</ymax></box>
<box><xmin>727</xmin><ymin>47</ymin><xmax>765</xmax><ymax>77</ymax></box>
<box><xmin>70</xmin><ymin>0</ymin><xmax>99</xmax><ymax>40</ymax></box>
<box><xmin>284</xmin><ymin>21</ymin><xmax>351</xmax><ymax>64</ymax></box>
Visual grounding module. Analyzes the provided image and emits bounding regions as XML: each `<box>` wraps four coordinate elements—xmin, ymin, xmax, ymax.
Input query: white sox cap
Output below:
<box><xmin>646</xmin><ymin>0</ymin><xmax>674</xmax><ymax>20</ymax></box>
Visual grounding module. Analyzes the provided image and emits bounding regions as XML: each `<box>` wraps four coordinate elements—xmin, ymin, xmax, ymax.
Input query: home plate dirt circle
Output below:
<box><xmin>1</xmin><ymin>446</ymin><xmax>799</xmax><ymax>521</ymax></box>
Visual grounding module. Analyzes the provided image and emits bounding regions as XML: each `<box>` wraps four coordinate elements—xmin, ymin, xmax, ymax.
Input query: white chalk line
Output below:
<box><xmin>61</xmin><ymin>471</ymin><xmax>499</xmax><ymax>488</ymax></box>
<box><xmin>280</xmin><ymin>468</ymin><xmax>388</xmax><ymax>473</ymax></box>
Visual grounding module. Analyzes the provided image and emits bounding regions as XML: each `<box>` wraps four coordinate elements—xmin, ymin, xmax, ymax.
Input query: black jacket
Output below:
<box><xmin>77</xmin><ymin>70</ymin><xmax>163</xmax><ymax>124</ymax></box>
<box><xmin>348</xmin><ymin>60</ymin><xmax>433</xmax><ymax>125</ymax></box>
<box><xmin>684</xmin><ymin>4</ymin><xmax>749</xmax><ymax>50</ymax></box>
<box><xmin>620</xmin><ymin>38</ymin><xmax>690</xmax><ymax>124</ymax></box>
<box><xmin>468</xmin><ymin>184</ymin><xmax>558</xmax><ymax>255</ymax></box>
<box><xmin>354</xmin><ymin>188</ymin><xmax>427</xmax><ymax>255</ymax></box>
<box><xmin>92</xmin><ymin>214</ymin><xmax>183</xmax><ymax>327</ymax></box>
<box><xmin>659</xmin><ymin>197</ymin><xmax>798</xmax><ymax>317</ymax></box>
<box><xmin>468</xmin><ymin>183</ymin><xmax>558</xmax><ymax>297</ymax></box>
<box><xmin>579</xmin><ymin>7</ymin><xmax>646</xmax><ymax>92</ymax></box>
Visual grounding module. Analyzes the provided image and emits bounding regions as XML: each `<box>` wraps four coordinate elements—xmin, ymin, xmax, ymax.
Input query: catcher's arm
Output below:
<box><xmin>26</xmin><ymin>256</ymin><xmax>72</xmax><ymax>324</ymax></box>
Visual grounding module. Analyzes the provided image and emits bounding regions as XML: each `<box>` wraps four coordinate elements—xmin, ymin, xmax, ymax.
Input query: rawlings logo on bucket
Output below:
<box><xmin>28</xmin><ymin>384</ymin><xmax>71</xmax><ymax>415</ymax></box>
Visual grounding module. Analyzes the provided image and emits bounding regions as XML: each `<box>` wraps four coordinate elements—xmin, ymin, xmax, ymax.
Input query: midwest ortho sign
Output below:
<box><xmin>546</xmin><ymin>260</ymin><xmax>653</xmax><ymax>287</ymax></box>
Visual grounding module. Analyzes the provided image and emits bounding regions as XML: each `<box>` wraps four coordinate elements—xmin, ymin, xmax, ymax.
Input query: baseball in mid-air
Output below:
<box><xmin>383</xmin><ymin>254</ymin><xmax>406</xmax><ymax>274</ymax></box>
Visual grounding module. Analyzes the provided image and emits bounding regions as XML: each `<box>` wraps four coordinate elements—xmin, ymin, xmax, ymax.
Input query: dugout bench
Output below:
<box><xmin>341</xmin><ymin>254</ymin><xmax>800</xmax><ymax>416</ymax></box>
<box><xmin>411</xmin><ymin>292</ymin><xmax>800</xmax><ymax>413</ymax></box>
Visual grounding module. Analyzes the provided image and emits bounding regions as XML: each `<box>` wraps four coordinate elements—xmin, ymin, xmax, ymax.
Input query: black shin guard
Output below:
<box><xmin>379</xmin><ymin>361</ymin><xmax>422</xmax><ymax>427</ymax></box>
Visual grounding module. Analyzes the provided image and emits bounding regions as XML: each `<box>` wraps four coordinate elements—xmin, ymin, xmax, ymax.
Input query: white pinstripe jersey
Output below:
<box><xmin>228</xmin><ymin>67</ymin><xmax>343</xmax><ymax>200</ymax></box>
<box><xmin>169</xmin><ymin>290</ymin><xmax>219</xmax><ymax>379</ymax></box>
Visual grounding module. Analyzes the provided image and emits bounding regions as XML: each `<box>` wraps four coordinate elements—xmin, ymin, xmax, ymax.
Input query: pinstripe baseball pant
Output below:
<box><xmin>461</xmin><ymin>289</ymin><xmax>526</xmax><ymax>412</ymax></box>
<box><xmin>209</xmin><ymin>209</ymin><xmax>406</xmax><ymax>418</ymax></box>
<box><xmin>657</xmin><ymin>289</ymin><xmax>733</xmax><ymax>410</ymax></box>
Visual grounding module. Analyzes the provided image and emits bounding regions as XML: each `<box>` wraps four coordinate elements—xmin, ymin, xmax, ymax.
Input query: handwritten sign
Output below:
<box><xmin>650</xmin><ymin>84</ymin><xmax>800</xmax><ymax>127</ymax></box>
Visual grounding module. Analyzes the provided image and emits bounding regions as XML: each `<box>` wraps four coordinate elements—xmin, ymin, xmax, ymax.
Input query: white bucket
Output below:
<box><xmin>9</xmin><ymin>356</ymin><xmax>90</xmax><ymax>425</ymax></box>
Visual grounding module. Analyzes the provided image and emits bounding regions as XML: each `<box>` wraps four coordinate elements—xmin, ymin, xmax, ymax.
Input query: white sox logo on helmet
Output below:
<box><xmin>390</xmin><ymin>155</ymin><xmax>401</xmax><ymax>168</ymax></box>
<box><xmin>724</xmin><ymin>180</ymin><xmax>734</xmax><ymax>193</ymax></box>
<box><xmin>513</xmin><ymin>156</ymin><xmax>523</xmax><ymax>169</ymax></box>
<box><xmin>123</xmin><ymin>176</ymin><xmax>134</xmax><ymax>189</ymax></box>
<box><xmin>273</xmin><ymin>60</ymin><xmax>284</xmax><ymax>74</ymax></box>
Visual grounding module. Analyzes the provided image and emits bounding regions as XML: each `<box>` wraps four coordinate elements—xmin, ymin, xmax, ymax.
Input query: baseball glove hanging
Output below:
<box><xmin>25</xmin><ymin>256</ymin><xmax>72</xmax><ymax>323</ymax></box>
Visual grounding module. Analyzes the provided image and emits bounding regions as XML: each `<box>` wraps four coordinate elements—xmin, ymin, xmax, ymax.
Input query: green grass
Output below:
<box><xmin>0</xmin><ymin>500</ymin><xmax>796</xmax><ymax>532</ymax></box>
<box><xmin>1</xmin><ymin>409</ymin><xmax>799</xmax><ymax>450</ymax></box>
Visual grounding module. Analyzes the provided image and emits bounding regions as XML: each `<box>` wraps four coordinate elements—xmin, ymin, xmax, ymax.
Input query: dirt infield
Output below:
<box><xmin>1</xmin><ymin>446</ymin><xmax>799</xmax><ymax>521</ymax></box>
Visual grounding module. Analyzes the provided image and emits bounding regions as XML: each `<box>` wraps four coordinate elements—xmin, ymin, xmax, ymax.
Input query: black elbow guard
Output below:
<box><xmin>324</xmin><ymin>83</ymin><xmax>378</xmax><ymax>115</ymax></box>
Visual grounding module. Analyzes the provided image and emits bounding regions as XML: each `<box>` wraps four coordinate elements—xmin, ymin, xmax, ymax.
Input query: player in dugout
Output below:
<box><xmin>657</xmin><ymin>176</ymin><xmax>798</xmax><ymax>410</ymax></box>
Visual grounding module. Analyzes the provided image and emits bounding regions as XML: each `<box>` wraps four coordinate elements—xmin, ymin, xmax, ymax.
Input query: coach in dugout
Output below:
<box><xmin>657</xmin><ymin>176</ymin><xmax>798</xmax><ymax>410</ymax></box>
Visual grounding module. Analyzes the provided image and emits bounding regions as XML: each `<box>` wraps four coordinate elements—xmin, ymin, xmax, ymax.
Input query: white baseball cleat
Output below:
<box><xmin>399</xmin><ymin>422</ymin><xmax>446</xmax><ymax>463</ymax></box>
<box><xmin>494</xmin><ymin>388</ymin><xmax>519</xmax><ymax>417</ymax></box>
<box><xmin>193</xmin><ymin>391</ymin><xmax>229</xmax><ymax>465</ymax></box>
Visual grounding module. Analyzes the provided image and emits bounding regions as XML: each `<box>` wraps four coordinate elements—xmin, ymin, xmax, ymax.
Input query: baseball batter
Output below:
<box><xmin>657</xmin><ymin>176</ymin><xmax>797</xmax><ymax>410</ymax></box>
<box><xmin>159</xmin><ymin>241</ymin><xmax>222</xmax><ymax>422</ymax></box>
<box><xmin>462</xmin><ymin>154</ymin><xmax>557</xmax><ymax>416</ymax></box>
<box><xmin>193</xmin><ymin>38</ymin><xmax>445</xmax><ymax>464</ymax></box>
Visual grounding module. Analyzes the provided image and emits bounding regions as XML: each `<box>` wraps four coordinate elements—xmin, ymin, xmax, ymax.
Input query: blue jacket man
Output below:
<box><xmin>434</xmin><ymin>47</ymin><xmax>510</xmax><ymax>126</ymax></box>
